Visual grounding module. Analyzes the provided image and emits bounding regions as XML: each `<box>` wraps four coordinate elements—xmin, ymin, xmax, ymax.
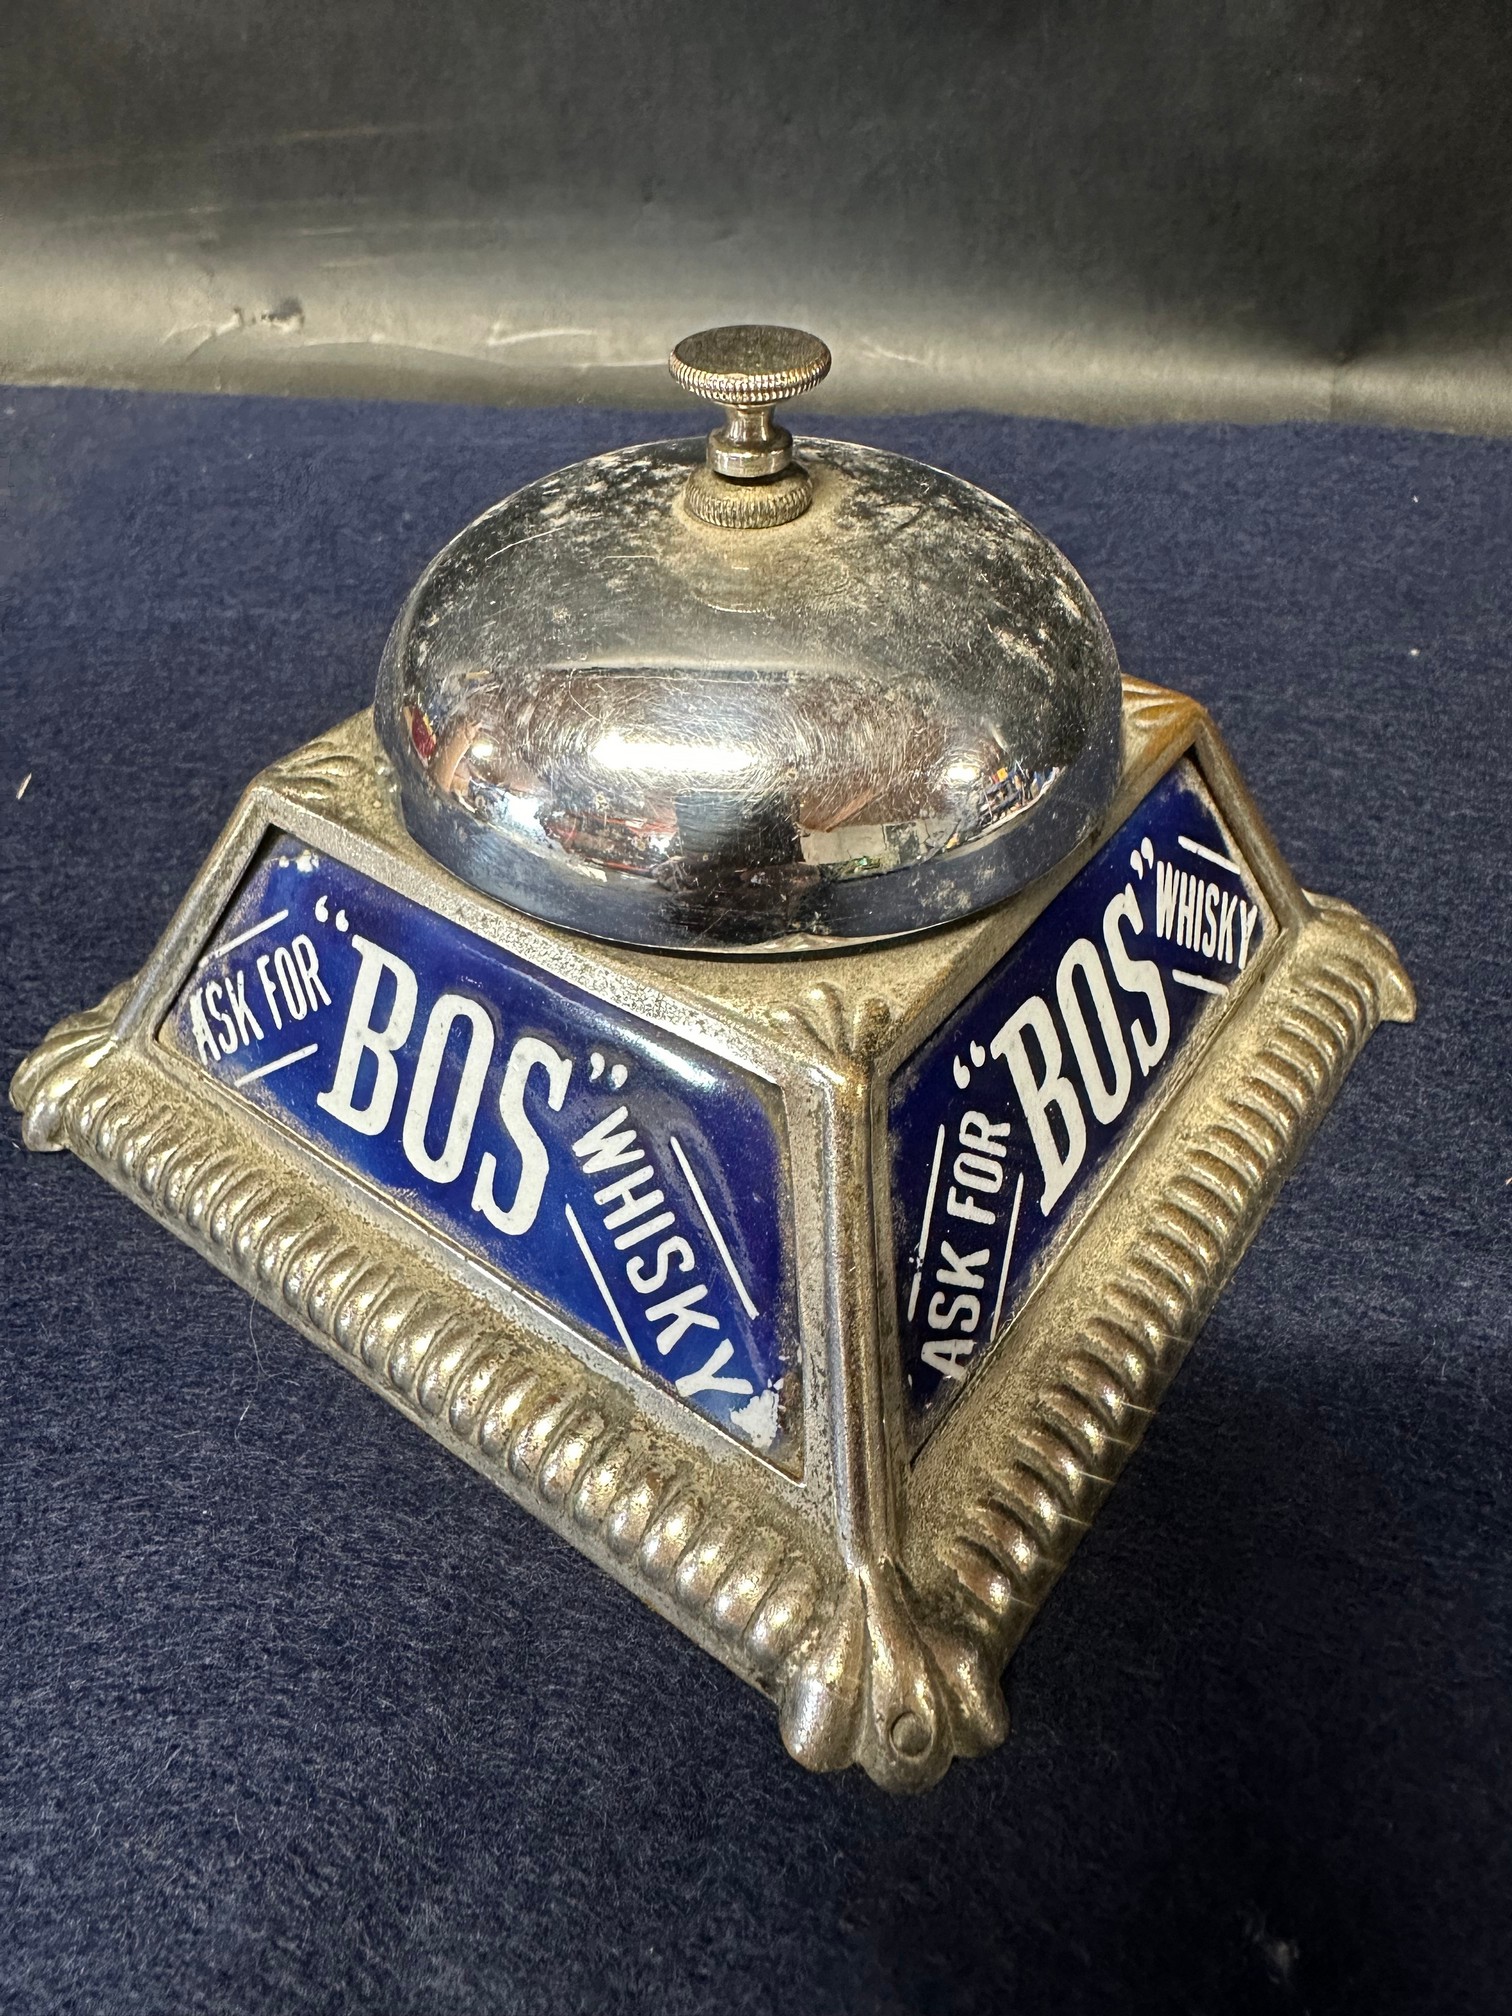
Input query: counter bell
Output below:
<box><xmin>13</xmin><ymin>326</ymin><xmax>1413</xmax><ymax>1791</ymax></box>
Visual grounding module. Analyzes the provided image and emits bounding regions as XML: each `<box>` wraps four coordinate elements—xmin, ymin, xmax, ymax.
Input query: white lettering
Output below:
<box><xmin>594</xmin><ymin>1163</ymin><xmax>666</xmax><ymax>1229</ymax></box>
<box><xmin>401</xmin><ymin>992</ymin><xmax>494</xmax><ymax>1183</ymax></box>
<box><xmin>936</xmin><ymin>1241</ymin><xmax>990</xmax><ymax>1291</ymax></box>
<box><xmin>571</xmin><ymin>1105</ymin><xmax>642</xmax><ymax>1175</ymax></box>
<box><xmin>1056</xmin><ymin>937</ymin><xmax>1132</xmax><ymax>1126</ymax></box>
<box><xmin>1218</xmin><ymin>891</ymin><xmax>1238</xmax><ymax>964</ymax></box>
<box><xmin>203</xmin><ymin>979</ymin><xmax>237</xmax><ymax>1056</ymax></box>
<box><xmin>953</xmin><ymin>1149</ymin><xmax>1005</xmax><ymax>1193</ymax></box>
<box><xmin>316</xmin><ymin>935</ymin><xmax>417</xmax><ymax>1135</ymax></box>
<box><xmin>958</xmin><ymin>1111</ymin><xmax>1011</xmax><ymax>1158</ymax></box>
<box><xmin>927</xmin><ymin>1291</ymin><xmax>980</xmax><ymax>1334</ymax></box>
<box><xmin>921</xmin><ymin>1337</ymin><xmax>974</xmax><ymax>1382</ymax></box>
<box><xmin>646</xmin><ymin>1281</ymin><xmax>721</xmax><ymax>1354</ymax></box>
<box><xmin>1177</xmin><ymin>870</ymin><xmax>1198</xmax><ymax>950</ymax></box>
<box><xmin>674</xmin><ymin>1340</ymin><xmax>754</xmax><ymax>1398</ymax></box>
<box><xmin>272</xmin><ymin>942</ymin><xmax>307</xmax><ymax>1022</ymax></box>
<box><xmin>626</xmin><ymin>1236</ymin><xmax>697</xmax><ymax>1295</ymax></box>
<box><xmin>472</xmin><ymin>1035</ymin><xmax>572</xmax><ymax>1236</ymax></box>
<box><xmin>226</xmin><ymin>968</ymin><xmax>265</xmax><ymax>1046</ymax></box>
<box><xmin>188</xmin><ymin>989</ymin><xmax>220</xmax><ymax>1067</ymax></box>
<box><xmin>613</xmin><ymin>1210</ymin><xmax>678</xmax><ymax>1251</ymax></box>
<box><xmin>291</xmin><ymin>933</ymin><xmax>331</xmax><ymax>1008</ymax></box>
<box><xmin>1103</xmin><ymin>886</ymin><xmax>1169</xmax><ymax>1077</ymax></box>
<box><xmin>1238</xmin><ymin>901</ymin><xmax>1259</xmax><ymax>970</ymax></box>
<box><xmin>255</xmin><ymin>953</ymin><xmax>283</xmax><ymax>1032</ymax></box>
<box><xmin>992</xmin><ymin>995</ymin><xmax>1086</xmax><ymax>1216</ymax></box>
<box><xmin>1201</xmin><ymin>881</ymin><xmax>1220</xmax><ymax>958</ymax></box>
<box><xmin>1155</xmin><ymin>859</ymin><xmax>1180</xmax><ymax>938</ymax></box>
<box><xmin>946</xmin><ymin>1186</ymin><xmax>996</xmax><ymax>1225</ymax></box>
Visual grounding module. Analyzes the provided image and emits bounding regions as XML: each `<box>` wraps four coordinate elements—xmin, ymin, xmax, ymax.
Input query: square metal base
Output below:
<box><xmin>12</xmin><ymin>680</ymin><xmax>1412</xmax><ymax>1790</ymax></box>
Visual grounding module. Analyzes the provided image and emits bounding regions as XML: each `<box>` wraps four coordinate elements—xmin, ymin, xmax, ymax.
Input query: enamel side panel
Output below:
<box><xmin>889</xmin><ymin>758</ymin><xmax>1274</xmax><ymax>1444</ymax></box>
<box><xmin>159</xmin><ymin>834</ymin><xmax>801</xmax><ymax>1469</ymax></box>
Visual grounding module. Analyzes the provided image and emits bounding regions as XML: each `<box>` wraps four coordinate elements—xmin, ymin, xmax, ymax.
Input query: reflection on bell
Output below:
<box><xmin>375</xmin><ymin>328</ymin><xmax>1121</xmax><ymax>954</ymax></box>
<box><xmin>12</xmin><ymin>324</ymin><xmax>1413</xmax><ymax>1791</ymax></box>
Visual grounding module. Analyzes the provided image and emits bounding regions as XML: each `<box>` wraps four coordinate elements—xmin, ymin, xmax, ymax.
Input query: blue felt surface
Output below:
<box><xmin>2</xmin><ymin>389</ymin><xmax>1508</xmax><ymax>2014</ymax></box>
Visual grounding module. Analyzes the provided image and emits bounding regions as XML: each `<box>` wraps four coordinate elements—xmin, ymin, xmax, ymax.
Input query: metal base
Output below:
<box><xmin>11</xmin><ymin>681</ymin><xmax>1412</xmax><ymax>1791</ymax></box>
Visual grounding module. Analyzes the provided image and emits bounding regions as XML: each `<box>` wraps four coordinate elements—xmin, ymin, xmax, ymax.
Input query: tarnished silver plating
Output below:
<box><xmin>12</xmin><ymin>690</ymin><xmax>1413</xmax><ymax>1790</ymax></box>
<box><xmin>671</xmin><ymin>323</ymin><xmax>832</xmax><ymax>526</ymax></box>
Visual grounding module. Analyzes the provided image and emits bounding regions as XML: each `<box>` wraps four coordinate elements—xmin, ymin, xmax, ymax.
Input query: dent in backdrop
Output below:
<box><xmin>3</xmin><ymin>0</ymin><xmax>1512</xmax><ymax>426</ymax></box>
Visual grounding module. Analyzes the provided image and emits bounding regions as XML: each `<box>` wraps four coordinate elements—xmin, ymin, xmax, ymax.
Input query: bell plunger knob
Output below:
<box><xmin>669</xmin><ymin>324</ymin><xmax>831</xmax><ymax>529</ymax></box>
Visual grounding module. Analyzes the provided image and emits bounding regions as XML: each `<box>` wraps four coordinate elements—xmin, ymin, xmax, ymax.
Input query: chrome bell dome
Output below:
<box><xmin>375</xmin><ymin>325</ymin><xmax>1123</xmax><ymax>953</ymax></box>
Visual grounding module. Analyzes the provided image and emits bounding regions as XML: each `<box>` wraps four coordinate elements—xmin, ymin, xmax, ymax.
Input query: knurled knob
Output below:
<box><xmin>670</xmin><ymin>324</ymin><xmax>831</xmax><ymax>528</ymax></box>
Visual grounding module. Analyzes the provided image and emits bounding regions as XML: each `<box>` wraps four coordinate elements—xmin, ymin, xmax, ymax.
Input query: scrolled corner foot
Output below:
<box><xmin>1303</xmin><ymin>891</ymin><xmax>1416</xmax><ymax>1025</ymax></box>
<box><xmin>777</xmin><ymin>1564</ymin><xmax>1009</xmax><ymax>1793</ymax></box>
<box><xmin>8</xmin><ymin>982</ymin><xmax>131</xmax><ymax>1150</ymax></box>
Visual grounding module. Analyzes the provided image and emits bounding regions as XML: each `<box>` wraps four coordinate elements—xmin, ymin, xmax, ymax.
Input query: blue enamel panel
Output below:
<box><xmin>162</xmin><ymin>834</ymin><xmax>800</xmax><ymax>1468</ymax></box>
<box><xmin>889</xmin><ymin>758</ymin><xmax>1272</xmax><ymax>1440</ymax></box>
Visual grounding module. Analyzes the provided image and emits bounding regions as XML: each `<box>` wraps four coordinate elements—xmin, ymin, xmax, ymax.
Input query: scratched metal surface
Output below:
<box><xmin>376</xmin><ymin>433</ymin><xmax>1122</xmax><ymax>948</ymax></box>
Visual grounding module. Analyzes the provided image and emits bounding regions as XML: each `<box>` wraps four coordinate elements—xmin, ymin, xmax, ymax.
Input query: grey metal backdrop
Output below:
<box><xmin>5</xmin><ymin>0</ymin><xmax>1510</xmax><ymax>426</ymax></box>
